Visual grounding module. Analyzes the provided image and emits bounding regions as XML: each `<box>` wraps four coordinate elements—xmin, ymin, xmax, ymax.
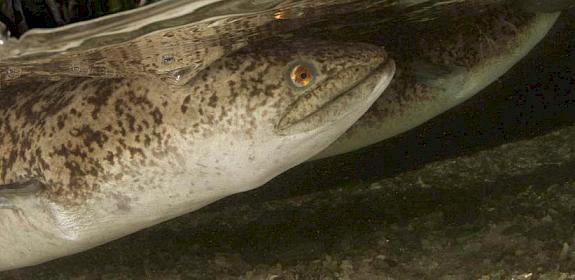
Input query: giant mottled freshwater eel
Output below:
<box><xmin>316</xmin><ymin>7</ymin><xmax>561</xmax><ymax>158</ymax></box>
<box><xmin>0</xmin><ymin>39</ymin><xmax>395</xmax><ymax>270</ymax></box>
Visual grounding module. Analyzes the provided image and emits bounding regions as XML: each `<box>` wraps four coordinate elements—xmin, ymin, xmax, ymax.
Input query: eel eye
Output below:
<box><xmin>288</xmin><ymin>63</ymin><xmax>316</xmax><ymax>89</ymax></box>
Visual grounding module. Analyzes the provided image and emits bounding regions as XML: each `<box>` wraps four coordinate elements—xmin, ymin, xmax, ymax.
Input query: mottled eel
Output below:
<box><xmin>0</xmin><ymin>40</ymin><xmax>395</xmax><ymax>270</ymax></box>
<box><xmin>316</xmin><ymin>8</ymin><xmax>561</xmax><ymax>158</ymax></box>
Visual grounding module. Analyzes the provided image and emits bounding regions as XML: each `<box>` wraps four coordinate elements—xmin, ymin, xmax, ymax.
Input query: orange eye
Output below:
<box><xmin>289</xmin><ymin>64</ymin><xmax>315</xmax><ymax>88</ymax></box>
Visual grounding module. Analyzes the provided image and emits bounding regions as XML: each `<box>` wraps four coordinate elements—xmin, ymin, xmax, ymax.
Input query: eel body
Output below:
<box><xmin>0</xmin><ymin>40</ymin><xmax>395</xmax><ymax>271</ymax></box>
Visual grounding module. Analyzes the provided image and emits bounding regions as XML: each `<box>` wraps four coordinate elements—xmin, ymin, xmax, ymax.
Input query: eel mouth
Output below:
<box><xmin>276</xmin><ymin>58</ymin><xmax>396</xmax><ymax>135</ymax></box>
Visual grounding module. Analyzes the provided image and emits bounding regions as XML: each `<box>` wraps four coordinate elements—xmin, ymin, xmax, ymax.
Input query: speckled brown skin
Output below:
<box><xmin>0</xmin><ymin>39</ymin><xmax>394</xmax><ymax>271</ymax></box>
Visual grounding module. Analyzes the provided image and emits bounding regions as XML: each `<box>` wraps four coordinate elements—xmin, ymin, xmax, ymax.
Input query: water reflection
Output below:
<box><xmin>0</xmin><ymin>0</ymin><xmax>510</xmax><ymax>86</ymax></box>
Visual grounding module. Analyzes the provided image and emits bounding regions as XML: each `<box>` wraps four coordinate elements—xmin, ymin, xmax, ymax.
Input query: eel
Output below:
<box><xmin>315</xmin><ymin>7</ymin><xmax>561</xmax><ymax>159</ymax></box>
<box><xmin>0</xmin><ymin>39</ymin><xmax>395</xmax><ymax>271</ymax></box>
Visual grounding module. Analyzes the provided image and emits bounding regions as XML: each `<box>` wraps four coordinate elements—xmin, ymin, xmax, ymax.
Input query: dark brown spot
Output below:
<box><xmin>151</xmin><ymin>108</ymin><xmax>163</xmax><ymax>125</ymax></box>
<box><xmin>208</xmin><ymin>95</ymin><xmax>219</xmax><ymax>108</ymax></box>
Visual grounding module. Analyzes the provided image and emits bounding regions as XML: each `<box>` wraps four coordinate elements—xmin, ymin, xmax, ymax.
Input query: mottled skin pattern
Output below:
<box><xmin>0</xmin><ymin>77</ymin><xmax>177</xmax><ymax>203</ymax></box>
<box><xmin>0</xmin><ymin>40</ymin><xmax>394</xmax><ymax>271</ymax></box>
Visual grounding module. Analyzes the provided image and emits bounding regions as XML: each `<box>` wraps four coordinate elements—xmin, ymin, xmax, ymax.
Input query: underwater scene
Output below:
<box><xmin>0</xmin><ymin>0</ymin><xmax>574</xmax><ymax>278</ymax></box>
